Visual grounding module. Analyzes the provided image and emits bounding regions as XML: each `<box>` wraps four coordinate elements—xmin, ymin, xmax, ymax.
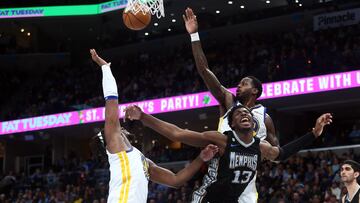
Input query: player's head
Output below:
<box><xmin>228</xmin><ymin>105</ymin><xmax>254</xmax><ymax>133</ymax></box>
<box><xmin>236</xmin><ymin>76</ymin><xmax>263</xmax><ymax>102</ymax></box>
<box><xmin>340</xmin><ymin>160</ymin><xmax>360</xmax><ymax>184</ymax></box>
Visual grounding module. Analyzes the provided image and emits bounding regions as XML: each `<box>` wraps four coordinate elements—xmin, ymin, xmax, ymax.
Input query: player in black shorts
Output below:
<box><xmin>125</xmin><ymin>105</ymin><xmax>332</xmax><ymax>203</ymax></box>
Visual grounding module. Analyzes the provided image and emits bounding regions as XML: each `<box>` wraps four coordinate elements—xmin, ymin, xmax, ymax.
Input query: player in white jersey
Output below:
<box><xmin>183</xmin><ymin>8</ymin><xmax>278</xmax><ymax>146</ymax></box>
<box><xmin>90</xmin><ymin>49</ymin><xmax>219</xmax><ymax>203</ymax></box>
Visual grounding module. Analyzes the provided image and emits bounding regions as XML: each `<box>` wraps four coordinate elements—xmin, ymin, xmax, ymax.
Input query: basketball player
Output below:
<box><xmin>183</xmin><ymin>8</ymin><xmax>278</xmax><ymax>146</ymax></box>
<box><xmin>90</xmin><ymin>49</ymin><xmax>219</xmax><ymax>203</ymax></box>
<box><xmin>340</xmin><ymin>160</ymin><xmax>360</xmax><ymax>203</ymax></box>
<box><xmin>125</xmin><ymin>104</ymin><xmax>332</xmax><ymax>202</ymax></box>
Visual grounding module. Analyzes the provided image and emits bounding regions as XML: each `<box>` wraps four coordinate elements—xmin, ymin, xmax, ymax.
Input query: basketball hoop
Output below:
<box><xmin>125</xmin><ymin>0</ymin><xmax>165</xmax><ymax>19</ymax></box>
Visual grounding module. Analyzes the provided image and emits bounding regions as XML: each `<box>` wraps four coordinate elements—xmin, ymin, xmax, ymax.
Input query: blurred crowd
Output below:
<box><xmin>2</xmin><ymin>23</ymin><xmax>360</xmax><ymax>121</ymax></box>
<box><xmin>0</xmin><ymin>148</ymin><xmax>358</xmax><ymax>203</ymax></box>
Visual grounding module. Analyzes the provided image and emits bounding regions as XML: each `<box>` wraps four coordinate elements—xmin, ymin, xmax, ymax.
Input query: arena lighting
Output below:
<box><xmin>167</xmin><ymin>28</ymin><xmax>171</xmax><ymax>31</ymax></box>
<box><xmin>27</xmin><ymin>32</ymin><xmax>31</xmax><ymax>36</ymax></box>
<box><xmin>228</xmin><ymin>1</ymin><xmax>233</xmax><ymax>5</ymax></box>
<box><xmin>144</xmin><ymin>32</ymin><xmax>149</xmax><ymax>36</ymax></box>
<box><xmin>240</xmin><ymin>5</ymin><xmax>245</xmax><ymax>9</ymax></box>
<box><xmin>266</xmin><ymin>0</ymin><xmax>270</xmax><ymax>4</ymax></box>
<box><xmin>171</xmin><ymin>19</ymin><xmax>176</xmax><ymax>23</ymax></box>
<box><xmin>1</xmin><ymin>70</ymin><xmax>360</xmax><ymax>135</ymax></box>
<box><xmin>154</xmin><ymin>22</ymin><xmax>158</xmax><ymax>26</ymax></box>
<box><xmin>20</xmin><ymin>28</ymin><xmax>24</xmax><ymax>32</ymax></box>
<box><xmin>216</xmin><ymin>10</ymin><xmax>220</xmax><ymax>14</ymax></box>
<box><xmin>299</xmin><ymin>3</ymin><xmax>303</xmax><ymax>6</ymax></box>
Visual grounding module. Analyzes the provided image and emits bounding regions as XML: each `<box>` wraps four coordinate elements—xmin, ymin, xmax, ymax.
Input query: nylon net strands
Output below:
<box><xmin>125</xmin><ymin>0</ymin><xmax>165</xmax><ymax>19</ymax></box>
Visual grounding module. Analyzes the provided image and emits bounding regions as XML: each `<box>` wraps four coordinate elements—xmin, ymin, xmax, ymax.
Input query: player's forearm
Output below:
<box><xmin>276</xmin><ymin>132</ymin><xmax>316</xmax><ymax>161</ymax></box>
<box><xmin>140</xmin><ymin>113</ymin><xmax>208</xmax><ymax>147</ymax></box>
<box><xmin>192</xmin><ymin>41</ymin><xmax>226</xmax><ymax>101</ymax></box>
<box><xmin>172</xmin><ymin>156</ymin><xmax>203</xmax><ymax>188</ymax></box>
<box><xmin>140</xmin><ymin>113</ymin><xmax>184</xmax><ymax>142</ymax></box>
<box><xmin>192</xmin><ymin>41</ymin><xmax>210</xmax><ymax>76</ymax></box>
<box><xmin>102</xmin><ymin>64</ymin><xmax>120</xmax><ymax>123</ymax></box>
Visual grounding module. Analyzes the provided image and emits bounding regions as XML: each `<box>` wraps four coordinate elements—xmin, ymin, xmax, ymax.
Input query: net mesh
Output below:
<box><xmin>125</xmin><ymin>0</ymin><xmax>165</xmax><ymax>19</ymax></box>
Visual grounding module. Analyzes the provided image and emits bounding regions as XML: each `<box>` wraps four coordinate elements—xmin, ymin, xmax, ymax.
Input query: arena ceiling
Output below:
<box><xmin>0</xmin><ymin>0</ymin><xmax>313</xmax><ymax>45</ymax></box>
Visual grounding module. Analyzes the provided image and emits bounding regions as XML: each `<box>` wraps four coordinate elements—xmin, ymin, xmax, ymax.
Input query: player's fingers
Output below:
<box><xmin>188</xmin><ymin>8</ymin><xmax>194</xmax><ymax>16</ymax></box>
<box><xmin>182</xmin><ymin>14</ymin><xmax>187</xmax><ymax>22</ymax></box>
<box><xmin>207</xmin><ymin>145</ymin><xmax>216</xmax><ymax>150</ymax></box>
<box><xmin>186</xmin><ymin>8</ymin><xmax>191</xmax><ymax>18</ymax></box>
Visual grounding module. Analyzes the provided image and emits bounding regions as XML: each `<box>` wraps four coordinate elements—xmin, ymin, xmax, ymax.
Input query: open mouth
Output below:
<box><xmin>240</xmin><ymin>117</ymin><xmax>251</xmax><ymax>126</ymax></box>
<box><xmin>241</xmin><ymin>117</ymin><xmax>249</xmax><ymax>123</ymax></box>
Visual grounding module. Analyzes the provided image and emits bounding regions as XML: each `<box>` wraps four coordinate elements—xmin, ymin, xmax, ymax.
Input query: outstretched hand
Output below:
<box><xmin>183</xmin><ymin>7</ymin><xmax>198</xmax><ymax>34</ymax></box>
<box><xmin>124</xmin><ymin>105</ymin><xmax>143</xmax><ymax>121</ymax></box>
<box><xmin>312</xmin><ymin>113</ymin><xmax>333</xmax><ymax>137</ymax></box>
<box><xmin>90</xmin><ymin>49</ymin><xmax>108</xmax><ymax>67</ymax></box>
<box><xmin>200</xmin><ymin>144</ymin><xmax>219</xmax><ymax>162</ymax></box>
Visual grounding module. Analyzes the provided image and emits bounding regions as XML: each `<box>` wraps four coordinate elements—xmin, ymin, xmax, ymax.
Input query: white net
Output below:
<box><xmin>125</xmin><ymin>0</ymin><xmax>165</xmax><ymax>19</ymax></box>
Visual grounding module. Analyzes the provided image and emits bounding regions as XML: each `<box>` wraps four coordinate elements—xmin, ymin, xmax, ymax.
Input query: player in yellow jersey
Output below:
<box><xmin>90</xmin><ymin>49</ymin><xmax>219</xmax><ymax>203</ymax></box>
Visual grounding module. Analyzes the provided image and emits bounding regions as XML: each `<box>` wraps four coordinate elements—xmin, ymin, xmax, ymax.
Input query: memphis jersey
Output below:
<box><xmin>218</xmin><ymin>101</ymin><xmax>267</xmax><ymax>140</ymax></box>
<box><xmin>107</xmin><ymin>147</ymin><xmax>150</xmax><ymax>203</ymax></box>
<box><xmin>192</xmin><ymin>131</ymin><xmax>261</xmax><ymax>203</ymax></box>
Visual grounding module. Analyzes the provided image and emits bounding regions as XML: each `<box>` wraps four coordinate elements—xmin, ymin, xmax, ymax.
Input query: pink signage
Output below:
<box><xmin>1</xmin><ymin>70</ymin><xmax>359</xmax><ymax>135</ymax></box>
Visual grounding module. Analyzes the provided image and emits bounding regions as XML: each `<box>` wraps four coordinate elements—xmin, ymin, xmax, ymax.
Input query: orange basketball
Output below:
<box><xmin>123</xmin><ymin>9</ymin><xmax>151</xmax><ymax>31</ymax></box>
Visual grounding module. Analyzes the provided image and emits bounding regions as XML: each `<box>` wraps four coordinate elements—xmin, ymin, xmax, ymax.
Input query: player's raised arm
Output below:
<box><xmin>260</xmin><ymin>113</ymin><xmax>333</xmax><ymax>161</ymax></box>
<box><xmin>90</xmin><ymin>49</ymin><xmax>130</xmax><ymax>153</ymax></box>
<box><xmin>148</xmin><ymin>144</ymin><xmax>219</xmax><ymax>188</ymax></box>
<box><xmin>264</xmin><ymin>114</ymin><xmax>279</xmax><ymax>146</ymax></box>
<box><xmin>124</xmin><ymin>105</ymin><xmax>226</xmax><ymax>148</ymax></box>
<box><xmin>183</xmin><ymin>8</ymin><xmax>233</xmax><ymax>112</ymax></box>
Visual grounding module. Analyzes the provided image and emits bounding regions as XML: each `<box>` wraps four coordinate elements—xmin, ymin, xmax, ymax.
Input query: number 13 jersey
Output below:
<box><xmin>191</xmin><ymin>130</ymin><xmax>261</xmax><ymax>203</ymax></box>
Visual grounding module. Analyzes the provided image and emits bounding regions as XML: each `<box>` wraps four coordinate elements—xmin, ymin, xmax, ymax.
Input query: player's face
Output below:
<box><xmin>340</xmin><ymin>164</ymin><xmax>359</xmax><ymax>183</ymax></box>
<box><xmin>231</xmin><ymin>107</ymin><xmax>253</xmax><ymax>130</ymax></box>
<box><xmin>236</xmin><ymin>77</ymin><xmax>254</xmax><ymax>101</ymax></box>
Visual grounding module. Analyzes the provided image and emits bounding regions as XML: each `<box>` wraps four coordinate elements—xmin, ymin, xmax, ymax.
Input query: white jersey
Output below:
<box><xmin>218</xmin><ymin>102</ymin><xmax>267</xmax><ymax>140</ymax></box>
<box><xmin>107</xmin><ymin>147</ymin><xmax>149</xmax><ymax>203</ymax></box>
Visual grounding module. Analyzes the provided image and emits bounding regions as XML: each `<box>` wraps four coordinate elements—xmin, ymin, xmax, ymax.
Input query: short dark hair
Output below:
<box><xmin>228</xmin><ymin>105</ymin><xmax>253</xmax><ymax>130</ymax></box>
<box><xmin>248</xmin><ymin>76</ymin><xmax>263</xmax><ymax>98</ymax></box>
<box><xmin>342</xmin><ymin>160</ymin><xmax>360</xmax><ymax>172</ymax></box>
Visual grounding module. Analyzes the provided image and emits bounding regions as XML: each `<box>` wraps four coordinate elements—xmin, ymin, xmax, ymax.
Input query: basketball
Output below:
<box><xmin>123</xmin><ymin>9</ymin><xmax>151</xmax><ymax>31</ymax></box>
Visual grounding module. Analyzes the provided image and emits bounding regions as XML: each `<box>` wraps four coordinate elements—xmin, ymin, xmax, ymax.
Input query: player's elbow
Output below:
<box><xmin>268</xmin><ymin>147</ymin><xmax>281</xmax><ymax>161</ymax></box>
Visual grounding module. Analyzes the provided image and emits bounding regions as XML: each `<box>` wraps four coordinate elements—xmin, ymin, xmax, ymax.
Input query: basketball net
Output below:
<box><xmin>125</xmin><ymin>0</ymin><xmax>165</xmax><ymax>19</ymax></box>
